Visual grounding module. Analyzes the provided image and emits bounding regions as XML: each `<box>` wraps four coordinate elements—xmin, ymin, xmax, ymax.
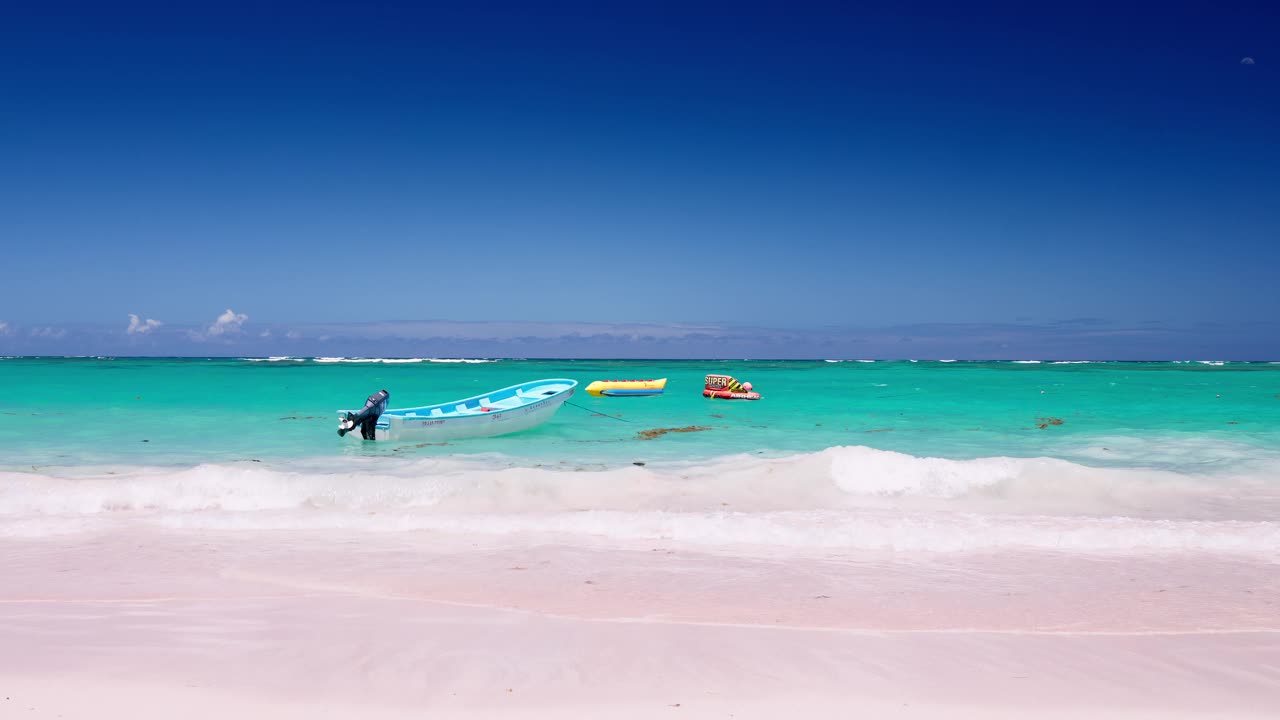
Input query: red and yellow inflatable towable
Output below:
<box><xmin>702</xmin><ymin>374</ymin><xmax>761</xmax><ymax>400</ymax></box>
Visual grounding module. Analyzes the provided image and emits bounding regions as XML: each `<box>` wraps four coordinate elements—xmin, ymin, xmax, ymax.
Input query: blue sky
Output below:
<box><xmin>1</xmin><ymin>1</ymin><xmax>1276</xmax><ymax>358</ymax></box>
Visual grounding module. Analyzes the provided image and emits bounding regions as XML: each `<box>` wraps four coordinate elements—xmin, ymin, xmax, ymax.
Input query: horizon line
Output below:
<box><xmin>4</xmin><ymin>356</ymin><xmax>1278</xmax><ymax>364</ymax></box>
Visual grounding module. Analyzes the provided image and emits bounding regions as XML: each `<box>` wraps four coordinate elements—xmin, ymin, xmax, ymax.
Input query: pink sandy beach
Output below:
<box><xmin>2</xmin><ymin>530</ymin><xmax>1278</xmax><ymax>718</ymax></box>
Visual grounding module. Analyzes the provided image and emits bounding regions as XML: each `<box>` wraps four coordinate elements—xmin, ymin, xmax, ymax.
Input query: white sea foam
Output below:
<box><xmin>1013</xmin><ymin>360</ymin><xmax>1042</xmax><ymax>364</ymax></box>
<box><xmin>242</xmin><ymin>356</ymin><xmax>304</xmax><ymax>362</ymax></box>
<box><xmin>145</xmin><ymin>509</ymin><xmax>1280</xmax><ymax>554</ymax></box>
<box><xmin>3</xmin><ymin>446</ymin><xmax>1277</xmax><ymax>551</ymax></box>
<box><xmin>313</xmin><ymin>357</ymin><xmax>495</xmax><ymax>364</ymax></box>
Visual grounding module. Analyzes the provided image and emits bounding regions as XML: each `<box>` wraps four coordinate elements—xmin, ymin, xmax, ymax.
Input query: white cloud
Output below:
<box><xmin>285</xmin><ymin>330</ymin><xmax>303</xmax><ymax>340</ymax></box>
<box><xmin>0</xmin><ymin>321</ymin><xmax>9</xmax><ymax>336</ymax></box>
<box><xmin>127</xmin><ymin>313</ymin><xmax>163</xmax><ymax>335</ymax></box>
<box><xmin>206</xmin><ymin>308</ymin><xmax>248</xmax><ymax>337</ymax></box>
<box><xmin>29</xmin><ymin>326</ymin><xmax>66</xmax><ymax>339</ymax></box>
<box><xmin>259</xmin><ymin>329</ymin><xmax>272</xmax><ymax>338</ymax></box>
<box><xmin>1241</xmin><ymin>57</ymin><xmax>1256</xmax><ymax>65</ymax></box>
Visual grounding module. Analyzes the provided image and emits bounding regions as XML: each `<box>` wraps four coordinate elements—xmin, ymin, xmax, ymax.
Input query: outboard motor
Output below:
<box><xmin>338</xmin><ymin>389</ymin><xmax>390</xmax><ymax>440</ymax></box>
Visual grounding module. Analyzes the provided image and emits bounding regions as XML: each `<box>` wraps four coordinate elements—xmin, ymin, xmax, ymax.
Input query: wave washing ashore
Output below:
<box><xmin>2</xmin><ymin>357</ymin><xmax>1279</xmax><ymax>718</ymax></box>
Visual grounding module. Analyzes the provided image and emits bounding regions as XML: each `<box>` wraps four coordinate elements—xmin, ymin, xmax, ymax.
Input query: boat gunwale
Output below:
<box><xmin>378</xmin><ymin>378</ymin><xmax>579</xmax><ymax>418</ymax></box>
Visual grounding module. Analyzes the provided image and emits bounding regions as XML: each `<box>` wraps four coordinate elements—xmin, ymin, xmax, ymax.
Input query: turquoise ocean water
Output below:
<box><xmin>3</xmin><ymin>357</ymin><xmax>1278</xmax><ymax>466</ymax></box>
<box><xmin>2</xmin><ymin>357</ymin><xmax>1278</xmax><ymax>549</ymax></box>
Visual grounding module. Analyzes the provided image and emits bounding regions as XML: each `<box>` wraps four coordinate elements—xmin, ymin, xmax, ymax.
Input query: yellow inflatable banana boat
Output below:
<box><xmin>585</xmin><ymin>378</ymin><xmax>667</xmax><ymax>397</ymax></box>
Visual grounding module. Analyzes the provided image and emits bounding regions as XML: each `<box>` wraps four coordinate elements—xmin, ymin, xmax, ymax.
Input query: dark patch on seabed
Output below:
<box><xmin>392</xmin><ymin>443</ymin><xmax>451</xmax><ymax>452</ymax></box>
<box><xmin>636</xmin><ymin>426</ymin><xmax>712</xmax><ymax>440</ymax></box>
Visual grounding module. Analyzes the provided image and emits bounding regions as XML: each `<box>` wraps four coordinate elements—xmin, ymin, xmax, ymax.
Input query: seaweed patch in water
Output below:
<box><xmin>636</xmin><ymin>426</ymin><xmax>711</xmax><ymax>440</ymax></box>
<box><xmin>392</xmin><ymin>442</ymin><xmax>451</xmax><ymax>452</ymax></box>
